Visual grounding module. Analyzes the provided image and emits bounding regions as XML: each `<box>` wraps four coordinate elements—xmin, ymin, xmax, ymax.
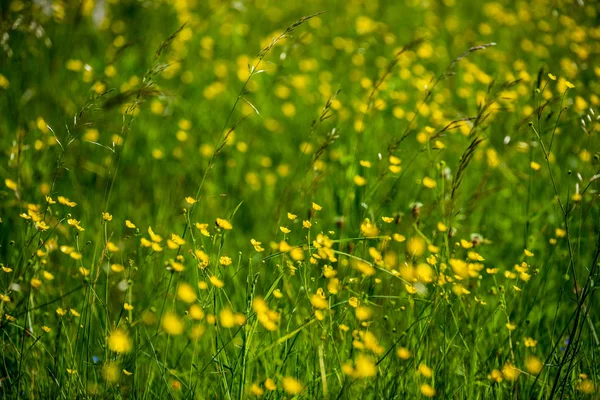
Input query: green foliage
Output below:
<box><xmin>1</xmin><ymin>0</ymin><xmax>599</xmax><ymax>398</ymax></box>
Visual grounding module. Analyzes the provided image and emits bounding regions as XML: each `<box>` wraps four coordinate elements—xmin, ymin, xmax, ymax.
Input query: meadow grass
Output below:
<box><xmin>1</xmin><ymin>0</ymin><xmax>600</xmax><ymax>398</ymax></box>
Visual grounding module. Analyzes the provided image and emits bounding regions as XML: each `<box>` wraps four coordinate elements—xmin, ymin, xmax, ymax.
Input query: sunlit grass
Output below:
<box><xmin>1</xmin><ymin>0</ymin><xmax>599</xmax><ymax>398</ymax></box>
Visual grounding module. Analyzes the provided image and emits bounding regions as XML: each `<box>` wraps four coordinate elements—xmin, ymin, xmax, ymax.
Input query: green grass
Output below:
<box><xmin>1</xmin><ymin>0</ymin><xmax>599</xmax><ymax>398</ymax></box>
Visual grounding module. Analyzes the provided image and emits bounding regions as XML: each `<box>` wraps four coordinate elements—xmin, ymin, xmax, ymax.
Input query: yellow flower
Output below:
<box><xmin>280</xmin><ymin>226</ymin><xmax>291</xmax><ymax>234</ymax></box>
<box><xmin>5</xmin><ymin>179</ymin><xmax>17</xmax><ymax>191</ymax></box>
<box><xmin>124</xmin><ymin>303</ymin><xmax>134</xmax><ymax>311</ymax></box>
<box><xmin>422</xmin><ymin>176</ymin><xmax>437</xmax><ymax>188</ymax></box>
<box><xmin>42</xmin><ymin>326</ymin><xmax>51</xmax><ymax>333</ymax></box>
<box><xmin>506</xmin><ymin>322</ymin><xmax>517</xmax><ymax>331</ymax></box>
<box><xmin>397</xmin><ymin>347</ymin><xmax>410</xmax><ymax>359</ymax></box>
<box><xmin>354</xmin><ymin>175</ymin><xmax>367</xmax><ymax>186</ymax></box>
<box><xmin>185</xmin><ymin>196</ymin><xmax>197</xmax><ymax>205</ymax></box>
<box><xmin>524</xmin><ymin>337</ymin><xmax>537</xmax><ymax>347</ymax></box>
<box><xmin>282</xmin><ymin>377</ymin><xmax>304</xmax><ymax>395</ymax></box>
<box><xmin>30</xmin><ymin>278</ymin><xmax>42</xmax><ymax>288</ymax></box>
<box><xmin>125</xmin><ymin>220</ymin><xmax>136</xmax><ymax>229</ymax></box>
<box><xmin>548</xmin><ymin>73</ymin><xmax>556</xmax><ymax>81</ymax></box>
<box><xmin>219</xmin><ymin>308</ymin><xmax>237</xmax><ymax>328</ymax></box>
<box><xmin>216</xmin><ymin>218</ymin><xmax>232</xmax><ymax>230</ymax></box>
<box><xmin>525</xmin><ymin>356</ymin><xmax>543</xmax><ymax>375</ymax></box>
<box><xmin>287</xmin><ymin>212</ymin><xmax>297</xmax><ymax>220</ymax></box>
<box><xmin>303</xmin><ymin>220</ymin><xmax>312</xmax><ymax>228</ymax></box>
<box><xmin>407</xmin><ymin>237</ymin><xmax>426</xmax><ymax>257</ymax></box>
<box><xmin>565</xmin><ymin>81</ymin><xmax>575</xmax><ymax>89</ymax></box>
<box><xmin>102</xmin><ymin>212</ymin><xmax>113</xmax><ymax>221</ymax></box>
<box><xmin>418</xmin><ymin>363</ymin><xmax>433</xmax><ymax>378</ymax></box>
<box><xmin>420</xmin><ymin>383</ymin><xmax>436</xmax><ymax>397</ymax></box>
<box><xmin>102</xmin><ymin>362</ymin><xmax>120</xmax><ymax>383</ymax></box>
<box><xmin>312</xmin><ymin>202</ymin><xmax>322</xmax><ymax>211</ymax></box>
<box><xmin>264</xmin><ymin>378</ymin><xmax>277</xmax><ymax>391</ymax></box>
<box><xmin>353</xmin><ymin>354</ymin><xmax>378</xmax><ymax>378</ymax></box>
<box><xmin>501</xmin><ymin>362</ymin><xmax>520</xmax><ymax>381</ymax></box>
<box><xmin>161</xmin><ymin>312</ymin><xmax>184</xmax><ymax>335</ymax></box>
<box><xmin>189</xmin><ymin>304</ymin><xmax>204</xmax><ymax>320</ymax></box>
<box><xmin>355</xmin><ymin>306</ymin><xmax>372</xmax><ymax>321</ymax></box>
<box><xmin>382</xmin><ymin>216</ymin><xmax>394</xmax><ymax>223</ymax></box>
<box><xmin>177</xmin><ymin>283</ymin><xmax>197</xmax><ymax>303</ymax></box>
<box><xmin>108</xmin><ymin>329</ymin><xmax>132</xmax><ymax>353</ymax></box>
<box><xmin>219</xmin><ymin>256</ymin><xmax>232</xmax><ymax>266</ymax></box>
<box><xmin>209</xmin><ymin>275</ymin><xmax>224</xmax><ymax>288</ymax></box>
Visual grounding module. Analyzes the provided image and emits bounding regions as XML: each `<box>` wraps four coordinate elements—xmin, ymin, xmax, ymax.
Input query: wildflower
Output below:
<box><xmin>382</xmin><ymin>216</ymin><xmax>394</xmax><ymax>223</ymax></box>
<box><xmin>196</xmin><ymin>223</ymin><xmax>210</xmax><ymax>236</ymax></box>
<box><xmin>177</xmin><ymin>283</ymin><xmax>196</xmax><ymax>303</ymax></box>
<box><xmin>102</xmin><ymin>362</ymin><xmax>120</xmax><ymax>383</ymax></box>
<box><xmin>5</xmin><ymin>179</ymin><xmax>17</xmax><ymax>191</ymax></box>
<box><xmin>407</xmin><ymin>237</ymin><xmax>426</xmax><ymax>257</ymax></box>
<box><xmin>393</xmin><ymin>233</ymin><xmax>406</xmax><ymax>242</ymax></box>
<box><xmin>216</xmin><ymin>218</ymin><xmax>232</xmax><ymax>230</ymax></box>
<box><xmin>161</xmin><ymin>312</ymin><xmax>184</xmax><ymax>335</ymax></box>
<box><xmin>354</xmin><ymin>175</ymin><xmax>367</xmax><ymax>186</ymax></box>
<box><xmin>548</xmin><ymin>73</ymin><xmax>556</xmax><ymax>81</ymax></box>
<box><xmin>42</xmin><ymin>326</ymin><xmax>51</xmax><ymax>333</ymax></box>
<box><xmin>360</xmin><ymin>219</ymin><xmax>379</xmax><ymax>237</ymax></box>
<box><xmin>489</xmin><ymin>369</ymin><xmax>503</xmax><ymax>382</ymax></box>
<box><xmin>397</xmin><ymin>347</ymin><xmax>411</xmax><ymax>359</ymax></box>
<box><xmin>280</xmin><ymin>226</ymin><xmax>291</xmax><ymax>234</ymax></box>
<box><xmin>501</xmin><ymin>362</ymin><xmax>520</xmax><ymax>381</ymax></box>
<box><xmin>282</xmin><ymin>377</ymin><xmax>304</xmax><ymax>395</ymax></box>
<box><xmin>420</xmin><ymin>384</ymin><xmax>436</xmax><ymax>397</ymax></box>
<box><xmin>422</xmin><ymin>176</ymin><xmax>437</xmax><ymax>188</ymax></box>
<box><xmin>418</xmin><ymin>363</ymin><xmax>433</xmax><ymax>378</ymax></box>
<box><xmin>189</xmin><ymin>304</ymin><xmax>204</xmax><ymax>320</ymax></box>
<box><xmin>524</xmin><ymin>337</ymin><xmax>537</xmax><ymax>347</ymax></box>
<box><xmin>30</xmin><ymin>278</ymin><xmax>42</xmax><ymax>288</ymax></box>
<box><xmin>525</xmin><ymin>356</ymin><xmax>543</xmax><ymax>375</ymax></box>
<box><xmin>354</xmin><ymin>354</ymin><xmax>378</xmax><ymax>378</ymax></box>
<box><xmin>303</xmin><ymin>220</ymin><xmax>312</xmax><ymax>228</ymax></box>
<box><xmin>250</xmin><ymin>383</ymin><xmax>263</xmax><ymax>396</ymax></box>
<box><xmin>219</xmin><ymin>256</ymin><xmax>232</xmax><ymax>266</ymax></box>
<box><xmin>565</xmin><ymin>81</ymin><xmax>575</xmax><ymax>89</ymax></box>
<box><xmin>125</xmin><ymin>220</ymin><xmax>136</xmax><ymax>229</ymax></box>
<box><xmin>124</xmin><ymin>303</ymin><xmax>134</xmax><ymax>311</ymax></box>
<box><xmin>209</xmin><ymin>275</ymin><xmax>224</xmax><ymax>288</ymax></box>
<box><xmin>108</xmin><ymin>329</ymin><xmax>132</xmax><ymax>353</ymax></box>
<box><xmin>219</xmin><ymin>308</ymin><xmax>238</xmax><ymax>328</ymax></box>
<box><xmin>148</xmin><ymin>227</ymin><xmax>162</xmax><ymax>242</ymax></box>
<box><xmin>67</xmin><ymin>218</ymin><xmax>84</xmax><ymax>231</ymax></box>
<box><xmin>56</xmin><ymin>308</ymin><xmax>67</xmax><ymax>316</ymax></box>
<box><xmin>355</xmin><ymin>306</ymin><xmax>372</xmax><ymax>321</ymax></box>
<box><xmin>102</xmin><ymin>212</ymin><xmax>112</xmax><ymax>221</ymax></box>
<box><xmin>264</xmin><ymin>378</ymin><xmax>277</xmax><ymax>391</ymax></box>
<box><xmin>250</xmin><ymin>238</ymin><xmax>264</xmax><ymax>252</ymax></box>
<box><xmin>185</xmin><ymin>196</ymin><xmax>197</xmax><ymax>205</ymax></box>
<box><xmin>70</xmin><ymin>309</ymin><xmax>80</xmax><ymax>317</ymax></box>
<box><xmin>106</xmin><ymin>242</ymin><xmax>119</xmax><ymax>252</ymax></box>
<box><xmin>57</xmin><ymin>196</ymin><xmax>77</xmax><ymax>207</ymax></box>
<box><xmin>506</xmin><ymin>322</ymin><xmax>517</xmax><ymax>331</ymax></box>
<box><xmin>111</xmin><ymin>264</ymin><xmax>124</xmax><ymax>273</ymax></box>
<box><xmin>577</xmin><ymin>380</ymin><xmax>595</xmax><ymax>394</ymax></box>
<box><xmin>35</xmin><ymin>221</ymin><xmax>50</xmax><ymax>231</ymax></box>
<box><xmin>312</xmin><ymin>202</ymin><xmax>322</xmax><ymax>211</ymax></box>
<box><xmin>287</xmin><ymin>212</ymin><xmax>297</xmax><ymax>220</ymax></box>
